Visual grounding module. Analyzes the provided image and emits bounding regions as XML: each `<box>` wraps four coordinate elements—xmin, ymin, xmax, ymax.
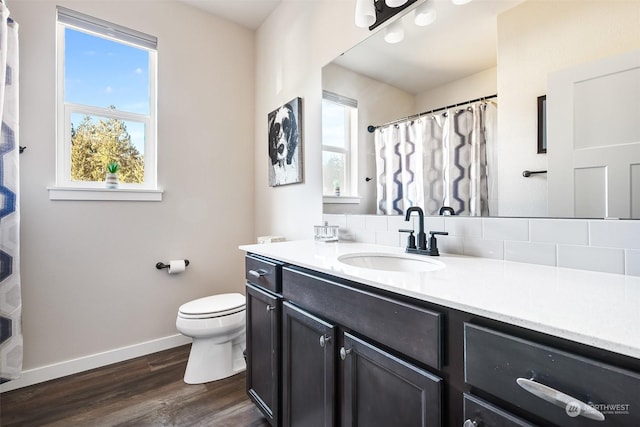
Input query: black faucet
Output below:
<box><xmin>402</xmin><ymin>207</ymin><xmax>449</xmax><ymax>256</ymax></box>
<box><xmin>405</xmin><ymin>207</ymin><xmax>427</xmax><ymax>251</ymax></box>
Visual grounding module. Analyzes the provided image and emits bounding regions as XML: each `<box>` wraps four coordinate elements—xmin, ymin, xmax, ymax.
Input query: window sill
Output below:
<box><xmin>323</xmin><ymin>196</ymin><xmax>361</xmax><ymax>204</ymax></box>
<box><xmin>48</xmin><ymin>187</ymin><xmax>163</xmax><ymax>201</ymax></box>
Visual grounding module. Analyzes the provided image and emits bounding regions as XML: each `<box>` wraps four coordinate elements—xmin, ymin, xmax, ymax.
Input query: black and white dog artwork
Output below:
<box><xmin>268</xmin><ymin>98</ymin><xmax>302</xmax><ymax>186</ymax></box>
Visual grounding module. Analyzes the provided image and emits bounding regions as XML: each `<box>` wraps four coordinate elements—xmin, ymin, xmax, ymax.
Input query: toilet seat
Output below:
<box><xmin>178</xmin><ymin>293</ymin><xmax>246</xmax><ymax>319</ymax></box>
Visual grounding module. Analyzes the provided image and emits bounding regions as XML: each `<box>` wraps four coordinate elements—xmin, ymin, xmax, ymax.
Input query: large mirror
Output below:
<box><xmin>322</xmin><ymin>0</ymin><xmax>640</xmax><ymax>218</ymax></box>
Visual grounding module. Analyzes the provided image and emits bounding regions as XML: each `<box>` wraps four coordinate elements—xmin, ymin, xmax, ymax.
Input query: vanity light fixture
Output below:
<box><xmin>386</xmin><ymin>0</ymin><xmax>409</xmax><ymax>7</ymax></box>
<box><xmin>414</xmin><ymin>1</ymin><xmax>436</xmax><ymax>26</ymax></box>
<box><xmin>384</xmin><ymin>19</ymin><xmax>405</xmax><ymax>44</ymax></box>
<box><xmin>451</xmin><ymin>0</ymin><xmax>472</xmax><ymax>5</ymax></box>
<box><xmin>355</xmin><ymin>0</ymin><xmax>376</xmax><ymax>28</ymax></box>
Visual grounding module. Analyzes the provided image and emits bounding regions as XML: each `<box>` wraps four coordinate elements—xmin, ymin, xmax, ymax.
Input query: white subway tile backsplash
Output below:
<box><xmin>625</xmin><ymin>250</ymin><xmax>640</xmax><ymax>276</ymax></box>
<box><xmin>530</xmin><ymin>219</ymin><xmax>589</xmax><ymax>245</ymax></box>
<box><xmin>365</xmin><ymin>215</ymin><xmax>388</xmax><ymax>232</ymax></box>
<box><xmin>438</xmin><ymin>235</ymin><xmax>464</xmax><ymax>255</ymax></box>
<box><xmin>589</xmin><ymin>220</ymin><xmax>640</xmax><ymax>250</ymax></box>
<box><xmin>463</xmin><ymin>238</ymin><xmax>504</xmax><ymax>260</ymax></box>
<box><xmin>323</xmin><ymin>214</ymin><xmax>346</xmax><ymax>228</ymax></box>
<box><xmin>376</xmin><ymin>231</ymin><xmax>402</xmax><ymax>247</ymax></box>
<box><xmin>483</xmin><ymin>218</ymin><xmax>529</xmax><ymax>241</ymax></box>
<box><xmin>425</xmin><ymin>216</ymin><xmax>446</xmax><ymax>233</ymax></box>
<box><xmin>444</xmin><ymin>217</ymin><xmax>482</xmax><ymax>237</ymax></box>
<box><xmin>505</xmin><ymin>241</ymin><xmax>556</xmax><ymax>266</ymax></box>
<box><xmin>557</xmin><ymin>245</ymin><xmax>625</xmax><ymax>274</ymax></box>
<box><xmin>353</xmin><ymin>230</ymin><xmax>376</xmax><ymax>244</ymax></box>
<box><xmin>338</xmin><ymin>214</ymin><xmax>640</xmax><ymax>275</ymax></box>
<box><xmin>346</xmin><ymin>215</ymin><xmax>366</xmax><ymax>230</ymax></box>
<box><xmin>388</xmin><ymin>216</ymin><xmax>410</xmax><ymax>234</ymax></box>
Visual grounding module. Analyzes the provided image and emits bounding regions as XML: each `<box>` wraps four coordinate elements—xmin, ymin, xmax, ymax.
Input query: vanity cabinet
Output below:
<box><xmin>464</xmin><ymin>324</ymin><xmax>640</xmax><ymax>427</ymax></box>
<box><xmin>245</xmin><ymin>255</ymin><xmax>283</xmax><ymax>426</ymax></box>
<box><xmin>244</xmin><ymin>253</ymin><xmax>640</xmax><ymax>427</ymax></box>
<box><xmin>282</xmin><ymin>265</ymin><xmax>442</xmax><ymax>426</ymax></box>
<box><xmin>462</xmin><ymin>393</ymin><xmax>535</xmax><ymax>427</ymax></box>
<box><xmin>341</xmin><ymin>331</ymin><xmax>442</xmax><ymax>426</ymax></box>
<box><xmin>282</xmin><ymin>302</ymin><xmax>337</xmax><ymax>427</ymax></box>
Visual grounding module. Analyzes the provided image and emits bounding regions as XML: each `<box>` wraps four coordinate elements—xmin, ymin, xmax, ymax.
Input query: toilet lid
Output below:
<box><xmin>179</xmin><ymin>293</ymin><xmax>246</xmax><ymax>318</ymax></box>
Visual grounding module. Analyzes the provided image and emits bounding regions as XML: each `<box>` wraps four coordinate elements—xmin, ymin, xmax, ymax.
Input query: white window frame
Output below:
<box><xmin>322</xmin><ymin>91</ymin><xmax>359</xmax><ymax>200</ymax></box>
<box><xmin>51</xmin><ymin>7</ymin><xmax>161</xmax><ymax>201</ymax></box>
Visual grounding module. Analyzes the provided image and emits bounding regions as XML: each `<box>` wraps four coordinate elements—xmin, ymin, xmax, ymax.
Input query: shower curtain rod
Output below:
<box><xmin>367</xmin><ymin>93</ymin><xmax>498</xmax><ymax>133</ymax></box>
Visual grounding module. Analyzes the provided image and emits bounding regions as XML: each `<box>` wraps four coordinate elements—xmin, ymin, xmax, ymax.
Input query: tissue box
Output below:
<box><xmin>257</xmin><ymin>235</ymin><xmax>287</xmax><ymax>244</ymax></box>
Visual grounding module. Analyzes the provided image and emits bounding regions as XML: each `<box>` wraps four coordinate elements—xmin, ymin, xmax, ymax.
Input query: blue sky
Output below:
<box><xmin>65</xmin><ymin>27</ymin><xmax>149</xmax><ymax>152</ymax></box>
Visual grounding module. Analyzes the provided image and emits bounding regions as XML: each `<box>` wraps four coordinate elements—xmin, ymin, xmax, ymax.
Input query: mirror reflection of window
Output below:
<box><xmin>322</xmin><ymin>91</ymin><xmax>358</xmax><ymax>197</ymax></box>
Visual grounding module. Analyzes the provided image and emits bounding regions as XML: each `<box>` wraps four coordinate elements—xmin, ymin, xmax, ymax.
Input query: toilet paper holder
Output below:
<box><xmin>156</xmin><ymin>260</ymin><xmax>190</xmax><ymax>270</ymax></box>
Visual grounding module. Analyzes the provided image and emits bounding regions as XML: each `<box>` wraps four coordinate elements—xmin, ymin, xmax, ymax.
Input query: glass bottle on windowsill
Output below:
<box><xmin>334</xmin><ymin>181</ymin><xmax>340</xmax><ymax>197</ymax></box>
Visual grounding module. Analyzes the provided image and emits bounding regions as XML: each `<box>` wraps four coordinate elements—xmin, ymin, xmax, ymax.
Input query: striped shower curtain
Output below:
<box><xmin>375</xmin><ymin>101</ymin><xmax>496</xmax><ymax>216</ymax></box>
<box><xmin>0</xmin><ymin>3</ymin><xmax>21</xmax><ymax>382</ymax></box>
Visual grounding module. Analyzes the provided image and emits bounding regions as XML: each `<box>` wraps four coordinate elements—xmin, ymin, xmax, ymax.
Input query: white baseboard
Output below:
<box><xmin>0</xmin><ymin>334</ymin><xmax>192</xmax><ymax>393</ymax></box>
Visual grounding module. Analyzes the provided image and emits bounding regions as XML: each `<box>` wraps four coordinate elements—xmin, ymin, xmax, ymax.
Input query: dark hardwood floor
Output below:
<box><xmin>0</xmin><ymin>344</ymin><xmax>269</xmax><ymax>426</ymax></box>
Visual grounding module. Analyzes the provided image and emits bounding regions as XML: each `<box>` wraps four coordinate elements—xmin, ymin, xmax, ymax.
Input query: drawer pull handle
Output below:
<box><xmin>339</xmin><ymin>347</ymin><xmax>352</xmax><ymax>360</ymax></box>
<box><xmin>462</xmin><ymin>420</ymin><xmax>477</xmax><ymax>427</ymax></box>
<box><xmin>248</xmin><ymin>269</ymin><xmax>268</xmax><ymax>278</ymax></box>
<box><xmin>319</xmin><ymin>335</ymin><xmax>331</xmax><ymax>348</ymax></box>
<box><xmin>516</xmin><ymin>378</ymin><xmax>605</xmax><ymax>421</ymax></box>
<box><xmin>266</xmin><ymin>304</ymin><xmax>276</xmax><ymax>312</ymax></box>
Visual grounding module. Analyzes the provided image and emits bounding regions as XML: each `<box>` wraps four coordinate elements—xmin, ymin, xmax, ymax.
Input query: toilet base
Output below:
<box><xmin>183</xmin><ymin>338</ymin><xmax>246</xmax><ymax>384</ymax></box>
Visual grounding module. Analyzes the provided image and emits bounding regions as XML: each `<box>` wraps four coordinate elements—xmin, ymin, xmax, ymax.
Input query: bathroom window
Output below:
<box><xmin>53</xmin><ymin>7</ymin><xmax>159</xmax><ymax>200</ymax></box>
<box><xmin>322</xmin><ymin>91</ymin><xmax>358</xmax><ymax>197</ymax></box>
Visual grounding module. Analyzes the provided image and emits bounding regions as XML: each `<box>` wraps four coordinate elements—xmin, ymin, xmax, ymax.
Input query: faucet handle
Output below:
<box><xmin>427</xmin><ymin>231</ymin><xmax>448</xmax><ymax>256</ymax></box>
<box><xmin>399</xmin><ymin>229</ymin><xmax>416</xmax><ymax>250</ymax></box>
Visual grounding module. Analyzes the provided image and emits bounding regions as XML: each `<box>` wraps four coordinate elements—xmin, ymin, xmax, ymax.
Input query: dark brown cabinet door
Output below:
<box><xmin>246</xmin><ymin>283</ymin><xmax>281</xmax><ymax>426</ymax></box>
<box><xmin>341</xmin><ymin>332</ymin><xmax>442</xmax><ymax>427</ymax></box>
<box><xmin>282</xmin><ymin>302</ymin><xmax>336</xmax><ymax>427</ymax></box>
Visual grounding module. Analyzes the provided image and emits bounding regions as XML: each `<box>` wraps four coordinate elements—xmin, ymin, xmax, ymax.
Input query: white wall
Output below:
<box><xmin>497</xmin><ymin>0</ymin><xmax>640</xmax><ymax>216</ymax></box>
<box><xmin>8</xmin><ymin>0</ymin><xmax>254</xmax><ymax>386</ymax></box>
<box><xmin>414</xmin><ymin>67</ymin><xmax>497</xmax><ymax>112</ymax></box>
<box><xmin>254</xmin><ymin>0</ymin><xmax>369</xmax><ymax>240</ymax></box>
<box><xmin>322</xmin><ymin>63</ymin><xmax>415</xmax><ymax>215</ymax></box>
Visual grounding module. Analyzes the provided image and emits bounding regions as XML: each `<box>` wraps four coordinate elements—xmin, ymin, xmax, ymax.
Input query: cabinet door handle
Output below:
<box><xmin>462</xmin><ymin>420</ymin><xmax>477</xmax><ymax>427</ymax></box>
<box><xmin>516</xmin><ymin>377</ymin><xmax>605</xmax><ymax>421</ymax></box>
<box><xmin>248</xmin><ymin>269</ymin><xmax>268</xmax><ymax>278</ymax></box>
<box><xmin>319</xmin><ymin>335</ymin><xmax>331</xmax><ymax>348</ymax></box>
<box><xmin>339</xmin><ymin>347</ymin><xmax>352</xmax><ymax>360</ymax></box>
<box><xmin>266</xmin><ymin>304</ymin><xmax>276</xmax><ymax>312</ymax></box>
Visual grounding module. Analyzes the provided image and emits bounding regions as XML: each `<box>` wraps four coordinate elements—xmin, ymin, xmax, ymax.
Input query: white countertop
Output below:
<box><xmin>240</xmin><ymin>240</ymin><xmax>640</xmax><ymax>359</ymax></box>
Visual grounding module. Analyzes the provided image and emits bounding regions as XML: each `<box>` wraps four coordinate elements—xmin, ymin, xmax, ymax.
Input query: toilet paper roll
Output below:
<box><xmin>168</xmin><ymin>260</ymin><xmax>186</xmax><ymax>274</ymax></box>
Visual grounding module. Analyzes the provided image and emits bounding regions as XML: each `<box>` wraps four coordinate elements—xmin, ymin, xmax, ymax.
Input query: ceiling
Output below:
<box><xmin>333</xmin><ymin>0</ymin><xmax>524</xmax><ymax>94</ymax></box>
<box><xmin>178</xmin><ymin>0</ymin><xmax>282</xmax><ymax>30</ymax></box>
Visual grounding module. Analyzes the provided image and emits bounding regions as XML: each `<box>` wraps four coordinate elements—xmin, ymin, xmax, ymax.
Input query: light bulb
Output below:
<box><xmin>414</xmin><ymin>1</ymin><xmax>436</xmax><ymax>26</ymax></box>
<box><xmin>355</xmin><ymin>0</ymin><xmax>376</xmax><ymax>28</ymax></box>
<box><xmin>384</xmin><ymin>20</ymin><xmax>404</xmax><ymax>44</ymax></box>
<box><xmin>386</xmin><ymin>0</ymin><xmax>409</xmax><ymax>8</ymax></box>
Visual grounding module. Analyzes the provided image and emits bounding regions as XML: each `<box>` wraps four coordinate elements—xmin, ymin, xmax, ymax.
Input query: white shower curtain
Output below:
<box><xmin>0</xmin><ymin>2</ymin><xmax>21</xmax><ymax>382</ymax></box>
<box><xmin>375</xmin><ymin>100</ymin><xmax>496</xmax><ymax>216</ymax></box>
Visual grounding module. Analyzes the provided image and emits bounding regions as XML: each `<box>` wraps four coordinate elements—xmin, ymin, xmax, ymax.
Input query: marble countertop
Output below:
<box><xmin>240</xmin><ymin>240</ymin><xmax>640</xmax><ymax>359</ymax></box>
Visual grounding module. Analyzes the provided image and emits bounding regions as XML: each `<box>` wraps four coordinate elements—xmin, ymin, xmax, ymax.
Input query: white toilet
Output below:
<box><xmin>176</xmin><ymin>293</ymin><xmax>246</xmax><ymax>384</ymax></box>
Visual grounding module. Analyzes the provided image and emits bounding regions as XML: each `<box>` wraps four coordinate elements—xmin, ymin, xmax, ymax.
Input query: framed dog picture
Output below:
<box><xmin>268</xmin><ymin>97</ymin><xmax>303</xmax><ymax>186</ymax></box>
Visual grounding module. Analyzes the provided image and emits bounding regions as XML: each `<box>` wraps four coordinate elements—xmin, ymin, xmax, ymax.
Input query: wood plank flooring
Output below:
<box><xmin>0</xmin><ymin>345</ymin><xmax>269</xmax><ymax>426</ymax></box>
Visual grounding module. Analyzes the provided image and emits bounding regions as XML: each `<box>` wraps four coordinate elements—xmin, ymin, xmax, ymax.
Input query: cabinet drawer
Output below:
<box><xmin>283</xmin><ymin>267</ymin><xmax>442</xmax><ymax>369</ymax></box>
<box><xmin>463</xmin><ymin>393</ymin><xmax>534</xmax><ymax>427</ymax></box>
<box><xmin>246</xmin><ymin>254</ymin><xmax>282</xmax><ymax>293</ymax></box>
<box><xmin>464</xmin><ymin>323</ymin><xmax>640</xmax><ymax>426</ymax></box>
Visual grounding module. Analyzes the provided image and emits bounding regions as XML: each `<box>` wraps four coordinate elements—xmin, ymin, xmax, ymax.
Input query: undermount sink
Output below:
<box><xmin>337</xmin><ymin>252</ymin><xmax>445</xmax><ymax>273</ymax></box>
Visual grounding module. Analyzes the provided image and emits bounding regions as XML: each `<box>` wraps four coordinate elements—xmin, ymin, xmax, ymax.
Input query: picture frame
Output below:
<box><xmin>268</xmin><ymin>97</ymin><xmax>303</xmax><ymax>186</ymax></box>
<box><xmin>537</xmin><ymin>95</ymin><xmax>547</xmax><ymax>154</ymax></box>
